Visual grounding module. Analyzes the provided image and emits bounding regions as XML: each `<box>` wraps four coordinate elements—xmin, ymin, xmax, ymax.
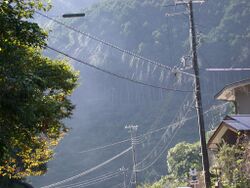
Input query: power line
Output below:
<box><xmin>78</xmin><ymin>102</ymin><xmax>228</xmax><ymax>155</ymax></box>
<box><xmin>135</xmin><ymin>97</ymin><xmax>195</xmax><ymax>172</ymax></box>
<box><xmin>35</xmin><ymin>11</ymin><xmax>194</xmax><ymax>78</ymax></box>
<box><xmin>139</xmin><ymin>102</ymin><xmax>228</xmax><ymax>138</ymax></box>
<box><xmin>45</xmin><ymin>45</ymin><xmax>193</xmax><ymax>93</ymax></box>
<box><xmin>60</xmin><ymin>173</ymin><xmax>120</xmax><ymax>188</ymax></box>
<box><xmin>78</xmin><ymin>136</ymin><xmax>144</xmax><ymax>154</ymax></box>
<box><xmin>135</xmin><ymin>101</ymin><xmax>229</xmax><ymax>172</ymax></box>
<box><xmin>40</xmin><ymin>147</ymin><xmax>132</xmax><ymax>188</ymax></box>
<box><xmin>78</xmin><ymin>139</ymin><xmax>130</xmax><ymax>154</ymax></box>
<box><xmin>57</xmin><ymin>170</ymin><xmax>122</xmax><ymax>188</ymax></box>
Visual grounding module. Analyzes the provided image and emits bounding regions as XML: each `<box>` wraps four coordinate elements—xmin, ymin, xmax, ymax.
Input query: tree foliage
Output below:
<box><xmin>139</xmin><ymin>141</ymin><xmax>202</xmax><ymax>188</ymax></box>
<box><xmin>167</xmin><ymin>141</ymin><xmax>202</xmax><ymax>182</ymax></box>
<box><xmin>212</xmin><ymin>138</ymin><xmax>250</xmax><ymax>188</ymax></box>
<box><xmin>0</xmin><ymin>0</ymin><xmax>78</xmax><ymax>180</ymax></box>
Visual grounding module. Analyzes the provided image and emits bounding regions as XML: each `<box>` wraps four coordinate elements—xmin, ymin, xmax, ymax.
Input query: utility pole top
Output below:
<box><xmin>125</xmin><ymin>125</ymin><xmax>138</xmax><ymax>131</ymax></box>
<box><xmin>174</xmin><ymin>0</ymin><xmax>205</xmax><ymax>4</ymax></box>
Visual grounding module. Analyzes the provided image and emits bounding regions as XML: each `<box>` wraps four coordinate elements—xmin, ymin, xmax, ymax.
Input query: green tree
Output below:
<box><xmin>212</xmin><ymin>138</ymin><xmax>250</xmax><ymax>188</ymax></box>
<box><xmin>138</xmin><ymin>141</ymin><xmax>202</xmax><ymax>188</ymax></box>
<box><xmin>0</xmin><ymin>0</ymin><xmax>78</xmax><ymax>181</ymax></box>
<box><xmin>167</xmin><ymin>141</ymin><xmax>202</xmax><ymax>183</ymax></box>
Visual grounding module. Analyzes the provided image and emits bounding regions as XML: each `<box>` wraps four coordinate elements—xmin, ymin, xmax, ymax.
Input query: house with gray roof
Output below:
<box><xmin>208</xmin><ymin>79</ymin><xmax>250</xmax><ymax>150</ymax></box>
<box><xmin>208</xmin><ymin>114</ymin><xmax>250</xmax><ymax>150</ymax></box>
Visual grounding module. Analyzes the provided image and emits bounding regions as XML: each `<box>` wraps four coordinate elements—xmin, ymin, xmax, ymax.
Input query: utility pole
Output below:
<box><xmin>186</xmin><ymin>1</ymin><xmax>211</xmax><ymax>187</ymax></box>
<box><xmin>125</xmin><ymin>125</ymin><xmax>138</xmax><ymax>188</ymax></box>
<box><xmin>168</xmin><ymin>0</ymin><xmax>211</xmax><ymax>187</ymax></box>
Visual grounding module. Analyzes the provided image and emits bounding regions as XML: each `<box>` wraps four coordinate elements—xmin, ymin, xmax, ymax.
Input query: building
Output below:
<box><xmin>215</xmin><ymin>78</ymin><xmax>250</xmax><ymax>114</ymax></box>
<box><xmin>208</xmin><ymin>78</ymin><xmax>250</xmax><ymax>150</ymax></box>
<box><xmin>208</xmin><ymin>114</ymin><xmax>250</xmax><ymax>150</ymax></box>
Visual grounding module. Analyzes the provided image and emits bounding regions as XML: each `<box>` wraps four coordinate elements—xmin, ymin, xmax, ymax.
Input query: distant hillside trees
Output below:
<box><xmin>138</xmin><ymin>141</ymin><xmax>202</xmax><ymax>188</ymax></box>
<box><xmin>0</xmin><ymin>0</ymin><xmax>78</xmax><ymax>184</ymax></box>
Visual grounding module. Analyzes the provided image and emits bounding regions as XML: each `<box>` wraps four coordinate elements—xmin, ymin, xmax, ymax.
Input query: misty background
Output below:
<box><xmin>29</xmin><ymin>0</ymin><xmax>250</xmax><ymax>187</ymax></box>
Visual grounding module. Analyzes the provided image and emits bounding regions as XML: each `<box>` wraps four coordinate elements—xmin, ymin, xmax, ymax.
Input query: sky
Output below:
<box><xmin>49</xmin><ymin>0</ymin><xmax>102</xmax><ymax>16</ymax></box>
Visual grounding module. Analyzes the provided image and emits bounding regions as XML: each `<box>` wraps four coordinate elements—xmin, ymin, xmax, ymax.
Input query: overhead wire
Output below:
<box><xmin>40</xmin><ymin>147</ymin><xmax>132</xmax><ymax>188</ymax></box>
<box><xmin>60</xmin><ymin>174</ymin><xmax>120</xmax><ymax>188</ymax></box>
<box><xmin>45</xmin><ymin>45</ymin><xmax>193</xmax><ymax>93</ymax></box>
<box><xmin>135</xmin><ymin>94</ymin><xmax>195</xmax><ymax>171</ymax></box>
<box><xmin>135</xmin><ymin>101</ymin><xmax>229</xmax><ymax>172</ymax></box>
<box><xmin>78</xmin><ymin>136</ymin><xmax>145</xmax><ymax>154</ymax></box>
<box><xmin>112</xmin><ymin>182</ymin><xmax>124</xmax><ymax>188</ymax></box>
<box><xmin>41</xmin><ymin>102</ymin><xmax>229</xmax><ymax>187</ymax></box>
<box><xmin>78</xmin><ymin>102</ymin><xmax>229</xmax><ymax>155</ymax></box>
<box><xmin>138</xmin><ymin>101</ymin><xmax>229</xmax><ymax>138</ymax></box>
<box><xmin>58</xmin><ymin>172</ymin><xmax>120</xmax><ymax>188</ymax></box>
<box><xmin>78</xmin><ymin>139</ymin><xmax>130</xmax><ymax>154</ymax></box>
<box><xmin>57</xmin><ymin>170</ymin><xmax>122</xmax><ymax>188</ymax></box>
<box><xmin>35</xmin><ymin>11</ymin><xmax>195</xmax><ymax>78</ymax></box>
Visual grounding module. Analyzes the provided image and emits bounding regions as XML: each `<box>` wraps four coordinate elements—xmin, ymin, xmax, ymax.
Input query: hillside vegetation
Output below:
<box><xmin>30</xmin><ymin>0</ymin><xmax>250</xmax><ymax>187</ymax></box>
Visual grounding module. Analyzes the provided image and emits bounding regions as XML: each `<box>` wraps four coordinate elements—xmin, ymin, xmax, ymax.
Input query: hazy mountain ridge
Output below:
<box><xmin>30</xmin><ymin>0</ymin><xmax>250</xmax><ymax>187</ymax></box>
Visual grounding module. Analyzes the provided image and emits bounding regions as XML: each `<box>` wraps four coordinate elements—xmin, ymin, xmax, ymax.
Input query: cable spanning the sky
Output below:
<box><xmin>78</xmin><ymin>136</ymin><xmax>144</xmax><ymax>154</ymax></box>
<box><xmin>46</xmin><ymin>45</ymin><xmax>193</xmax><ymax>93</ymax></box>
<box><xmin>36</xmin><ymin>11</ymin><xmax>194</xmax><ymax>78</ymax></box>
<box><xmin>40</xmin><ymin>147</ymin><xmax>132</xmax><ymax>188</ymax></box>
<box><xmin>77</xmin><ymin>102</ymin><xmax>229</xmax><ymax>155</ymax></box>
<box><xmin>136</xmin><ymin>97</ymin><xmax>196</xmax><ymax>172</ymax></box>
<box><xmin>40</xmin><ymin>102</ymin><xmax>228</xmax><ymax>187</ymax></box>
<box><xmin>135</xmin><ymin>102</ymin><xmax>229</xmax><ymax>172</ymax></box>
<box><xmin>57</xmin><ymin>169</ymin><xmax>122</xmax><ymax>188</ymax></box>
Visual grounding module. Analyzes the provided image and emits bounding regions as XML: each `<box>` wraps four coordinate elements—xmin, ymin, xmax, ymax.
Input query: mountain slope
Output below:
<box><xmin>30</xmin><ymin>0</ymin><xmax>250</xmax><ymax>187</ymax></box>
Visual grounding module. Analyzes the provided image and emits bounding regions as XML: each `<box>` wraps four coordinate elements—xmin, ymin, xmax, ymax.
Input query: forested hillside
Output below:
<box><xmin>30</xmin><ymin>0</ymin><xmax>250</xmax><ymax>187</ymax></box>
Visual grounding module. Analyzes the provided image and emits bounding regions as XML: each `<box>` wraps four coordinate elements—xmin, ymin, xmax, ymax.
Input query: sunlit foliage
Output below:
<box><xmin>0</xmin><ymin>0</ymin><xmax>78</xmax><ymax>180</ymax></box>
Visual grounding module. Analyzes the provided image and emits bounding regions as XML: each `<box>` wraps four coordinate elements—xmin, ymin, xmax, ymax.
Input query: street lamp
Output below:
<box><xmin>62</xmin><ymin>13</ymin><xmax>85</xmax><ymax>18</ymax></box>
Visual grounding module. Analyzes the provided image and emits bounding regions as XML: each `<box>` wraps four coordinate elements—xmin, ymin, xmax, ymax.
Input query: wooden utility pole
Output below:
<box><xmin>187</xmin><ymin>1</ymin><xmax>211</xmax><ymax>187</ymax></box>
<box><xmin>125</xmin><ymin>125</ymin><xmax>138</xmax><ymax>188</ymax></box>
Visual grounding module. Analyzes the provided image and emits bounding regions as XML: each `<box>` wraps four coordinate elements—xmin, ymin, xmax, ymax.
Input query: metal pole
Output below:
<box><xmin>187</xmin><ymin>1</ymin><xmax>211</xmax><ymax>187</ymax></box>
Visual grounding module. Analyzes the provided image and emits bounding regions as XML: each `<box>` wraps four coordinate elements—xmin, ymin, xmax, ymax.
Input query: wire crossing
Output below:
<box><xmin>135</xmin><ymin>102</ymin><xmax>229</xmax><ymax>172</ymax></box>
<box><xmin>36</xmin><ymin>11</ymin><xmax>194</xmax><ymax>78</ymax></box>
<box><xmin>78</xmin><ymin>137</ymin><xmax>144</xmax><ymax>154</ymax></box>
<box><xmin>40</xmin><ymin>147</ymin><xmax>132</xmax><ymax>188</ymax></box>
<box><xmin>135</xmin><ymin>98</ymin><xmax>196</xmax><ymax>172</ymax></box>
<box><xmin>46</xmin><ymin>45</ymin><xmax>193</xmax><ymax>93</ymax></box>
<box><xmin>77</xmin><ymin>102</ymin><xmax>229</xmax><ymax>156</ymax></box>
<box><xmin>57</xmin><ymin>170</ymin><xmax>122</xmax><ymax>188</ymax></box>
